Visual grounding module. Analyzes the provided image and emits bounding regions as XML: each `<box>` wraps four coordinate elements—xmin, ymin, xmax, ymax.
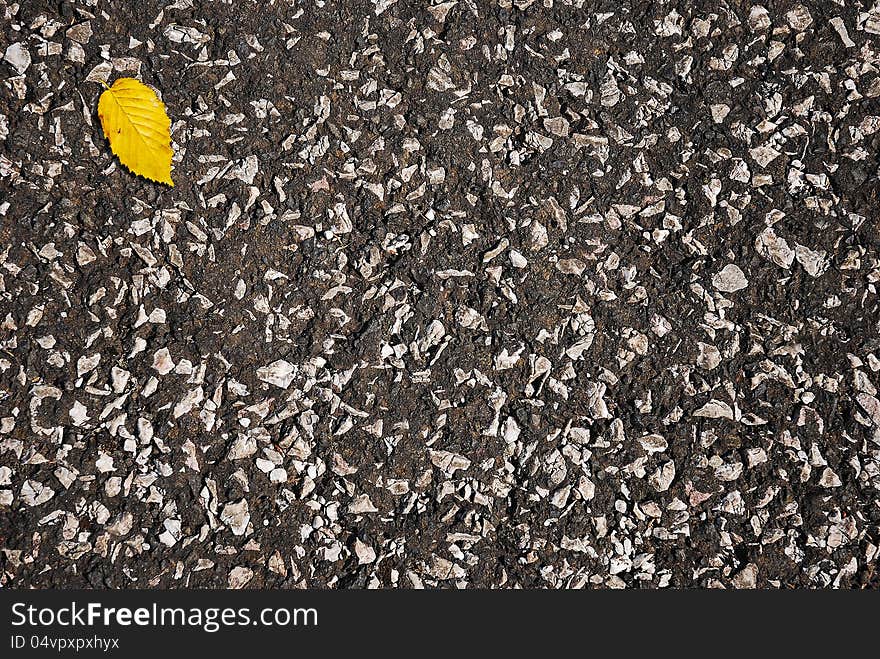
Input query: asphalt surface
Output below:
<box><xmin>1</xmin><ymin>0</ymin><xmax>880</xmax><ymax>588</ymax></box>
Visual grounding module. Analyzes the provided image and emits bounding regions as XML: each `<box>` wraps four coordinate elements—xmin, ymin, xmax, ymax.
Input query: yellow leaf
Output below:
<box><xmin>98</xmin><ymin>78</ymin><xmax>174</xmax><ymax>186</ymax></box>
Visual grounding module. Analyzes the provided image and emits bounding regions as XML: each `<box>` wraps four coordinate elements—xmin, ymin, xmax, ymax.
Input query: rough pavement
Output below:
<box><xmin>2</xmin><ymin>0</ymin><xmax>880</xmax><ymax>588</ymax></box>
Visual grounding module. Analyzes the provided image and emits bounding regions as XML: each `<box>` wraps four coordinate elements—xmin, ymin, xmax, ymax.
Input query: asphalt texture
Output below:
<box><xmin>2</xmin><ymin>0</ymin><xmax>880</xmax><ymax>588</ymax></box>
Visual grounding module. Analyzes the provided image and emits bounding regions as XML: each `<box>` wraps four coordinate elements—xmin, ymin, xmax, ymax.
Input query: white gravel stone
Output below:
<box><xmin>21</xmin><ymin>479</ymin><xmax>54</xmax><ymax>506</ymax></box>
<box><xmin>712</xmin><ymin>264</ymin><xmax>748</xmax><ymax>292</ymax></box>
<box><xmin>4</xmin><ymin>43</ymin><xmax>31</xmax><ymax>74</ymax></box>
<box><xmin>786</xmin><ymin>5</ymin><xmax>813</xmax><ymax>31</ymax></box>
<box><xmin>696</xmin><ymin>342</ymin><xmax>721</xmax><ymax>370</ymax></box>
<box><xmin>755</xmin><ymin>227</ymin><xmax>795</xmax><ymax>269</ymax></box>
<box><xmin>220</xmin><ymin>499</ymin><xmax>250</xmax><ymax>536</ymax></box>
<box><xmin>152</xmin><ymin>348</ymin><xmax>175</xmax><ymax>375</ymax></box>
<box><xmin>638</xmin><ymin>434</ymin><xmax>668</xmax><ymax>454</ymax></box>
<box><xmin>69</xmin><ymin>400</ymin><xmax>89</xmax><ymax>426</ymax></box>
<box><xmin>649</xmin><ymin>461</ymin><xmax>676</xmax><ymax>492</ymax></box>
<box><xmin>228</xmin><ymin>566</ymin><xmax>254</xmax><ymax>588</ymax></box>
<box><xmin>693</xmin><ymin>399</ymin><xmax>735</xmax><ymax>420</ymax></box>
<box><xmin>354</xmin><ymin>538</ymin><xmax>377</xmax><ymax>564</ymax></box>
<box><xmin>257</xmin><ymin>359</ymin><xmax>296</xmax><ymax>389</ymax></box>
